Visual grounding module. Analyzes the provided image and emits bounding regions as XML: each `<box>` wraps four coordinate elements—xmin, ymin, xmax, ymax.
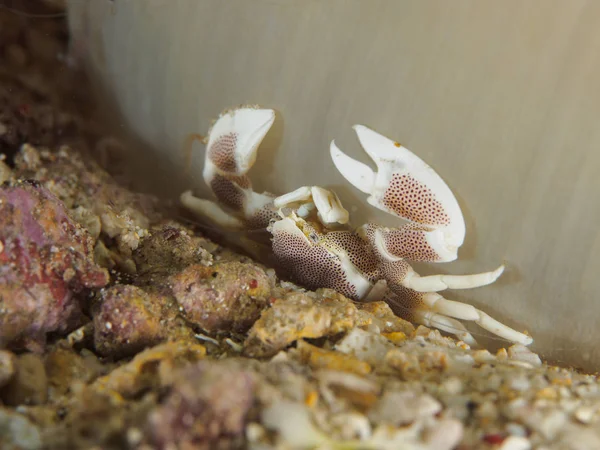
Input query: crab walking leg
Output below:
<box><xmin>383</xmin><ymin>291</ymin><xmax>477</xmax><ymax>345</ymax></box>
<box><xmin>412</xmin><ymin>310</ymin><xmax>478</xmax><ymax>346</ymax></box>
<box><xmin>366</xmin><ymin>223</ymin><xmax>506</xmax><ymax>292</ymax></box>
<box><xmin>421</xmin><ymin>292</ymin><xmax>533</xmax><ymax>345</ymax></box>
<box><xmin>180</xmin><ymin>191</ymin><xmax>244</xmax><ymax>229</ymax></box>
<box><xmin>402</xmin><ymin>264</ymin><xmax>505</xmax><ymax>293</ymax></box>
<box><xmin>383</xmin><ymin>281</ymin><xmax>532</xmax><ymax>345</ymax></box>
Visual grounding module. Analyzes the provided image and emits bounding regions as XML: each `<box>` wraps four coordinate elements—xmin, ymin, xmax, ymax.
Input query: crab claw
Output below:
<box><xmin>311</xmin><ymin>186</ymin><xmax>349</xmax><ymax>225</ymax></box>
<box><xmin>330</xmin><ymin>125</ymin><xmax>466</xmax><ymax>249</ymax></box>
<box><xmin>274</xmin><ymin>186</ymin><xmax>349</xmax><ymax>226</ymax></box>
<box><xmin>206</xmin><ymin>107</ymin><xmax>275</xmax><ymax>176</ymax></box>
<box><xmin>330</xmin><ymin>140</ymin><xmax>376</xmax><ymax>194</ymax></box>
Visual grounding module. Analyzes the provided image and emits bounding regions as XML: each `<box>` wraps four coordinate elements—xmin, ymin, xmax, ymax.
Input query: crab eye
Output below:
<box><xmin>309</xmin><ymin>232</ymin><xmax>318</xmax><ymax>243</ymax></box>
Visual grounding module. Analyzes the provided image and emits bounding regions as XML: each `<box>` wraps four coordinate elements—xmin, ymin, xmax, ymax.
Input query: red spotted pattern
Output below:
<box><xmin>271</xmin><ymin>227</ymin><xmax>360</xmax><ymax>300</ymax></box>
<box><xmin>379</xmin><ymin>257</ymin><xmax>411</xmax><ymax>290</ymax></box>
<box><xmin>208</xmin><ymin>133</ymin><xmax>239</xmax><ymax>172</ymax></box>
<box><xmin>382</xmin><ymin>287</ymin><xmax>426</xmax><ymax>322</ymax></box>
<box><xmin>229</xmin><ymin>174</ymin><xmax>251</xmax><ymax>190</ymax></box>
<box><xmin>322</xmin><ymin>231</ymin><xmax>380</xmax><ymax>281</ymax></box>
<box><xmin>383</xmin><ymin>224</ymin><xmax>441</xmax><ymax>262</ymax></box>
<box><xmin>209</xmin><ymin>174</ymin><xmax>246</xmax><ymax>211</ymax></box>
<box><xmin>383</xmin><ymin>174</ymin><xmax>450</xmax><ymax>226</ymax></box>
<box><xmin>246</xmin><ymin>202</ymin><xmax>279</xmax><ymax>230</ymax></box>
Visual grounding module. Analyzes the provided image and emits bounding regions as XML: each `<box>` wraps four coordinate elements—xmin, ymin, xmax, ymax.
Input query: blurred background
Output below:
<box><xmin>68</xmin><ymin>0</ymin><xmax>600</xmax><ymax>371</ymax></box>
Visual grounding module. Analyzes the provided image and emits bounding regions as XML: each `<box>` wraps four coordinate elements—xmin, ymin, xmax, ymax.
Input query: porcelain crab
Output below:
<box><xmin>181</xmin><ymin>106</ymin><xmax>532</xmax><ymax>346</ymax></box>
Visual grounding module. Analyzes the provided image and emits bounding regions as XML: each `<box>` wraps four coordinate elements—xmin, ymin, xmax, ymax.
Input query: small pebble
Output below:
<box><xmin>574</xmin><ymin>406</ymin><xmax>596</xmax><ymax>424</ymax></box>
<box><xmin>246</xmin><ymin>423</ymin><xmax>265</xmax><ymax>442</ymax></box>
<box><xmin>503</xmin><ymin>398</ymin><xmax>529</xmax><ymax>420</ymax></box>
<box><xmin>126</xmin><ymin>428</ymin><xmax>143</xmax><ymax>446</ymax></box>
<box><xmin>499</xmin><ymin>435</ymin><xmax>531</xmax><ymax>450</ymax></box>
<box><xmin>425</xmin><ymin>419</ymin><xmax>463</xmax><ymax>450</ymax></box>
<box><xmin>508</xmin><ymin>344</ymin><xmax>542</xmax><ymax>367</ymax></box>
<box><xmin>0</xmin><ymin>161</ymin><xmax>12</xmax><ymax>184</ymax></box>
<box><xmin>536</xmin><ymin>410</ymin><xmax>567</xmax><ymax>440</ymax></box>
<box><xmin>558</xmin><ymin>398</ymin><xmax>580</xmax><ymax>414</ymax></box>
<box><xmin>472</xmin><ymin>349</ymin><xmax>495</xmax><ymax>363</ymax></box>
<box><xmin>558</xmin><ymin>386</ymin><xmax>572</xmax><ymax>399</ymax></box>
<box><xmin>574</xmin><ymin>383</ymin><xmax>598</xmax><ymax>398</ymax></box>
<box><xmin>496</xmin><ymin>348</ymin><xmax>509</xmax><ymax>360</ymax></box>
<box><xmin>0</xmin><ymin>350</ymin><xmax>17</xmax><ymax>388</ymax></box>
<box><xmin>0</xmin><ymin>354</ymin><xmax>48</xmax><ymax>406</ymax></box>
<box><xmin>476</xmin><ymin>401</ymin><xmax>499</xmax><ymax>420</ymax></box>
<box><xmin>486</xmin><ymin>373</ymin><xmax>503</xmax><ymax>391</ymax></box>
<box><xmin>505</xmin><ymin>422</ymin><xmax>527</xmax><ymax>437</ymax></box>
<box><xmin>509</xmin><ymin>375</ymin><xmax>531</xmax><ymax>392</ymax></box>
<box><xmin>442</xmin><ymin>376</ymin><xmax>463</xmax><ymax>395</ymax></box>
<box><xmin>368</xmin><ymin>391</ymin><xmax>441</xmax><ymax>425</ymax></box>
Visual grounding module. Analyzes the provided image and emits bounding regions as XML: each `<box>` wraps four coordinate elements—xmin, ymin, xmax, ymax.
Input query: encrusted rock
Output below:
<box><xmin>0</xmin><ymin>407</ymin><xmax>42</xmax><ymax>450</ymax></box>
<box><xmin>145</xmin><ymin>361</ymin><xmax>255</xmax><ymax>449</ymax></box>
<box><xmin>0</xmin><ymin>181</ymin><xmax>109</xmax><ymax>350</ymax></box>
<box><xmin>13</xmin><ymin>145</ymin><xmax>161</xmax><ymax>271</ymax></box>
<box><xmin>93</xmin><ymin>285</ymin><xmax>172</xmax><ymax>358</ymax></box>
<box><xmin>0</xmin><ymin>350</ymin><xmax>17</xmax><ymax>388</ymax></box>
<box><xmin>45</xmin><ymin>347</ymin><xmax>103</xmax><ymax>399</ymax></box>
<box><xmin>92</xmin><ymin>341</ymin><xmax>206</xmax><ymax>398</ymax></box>
<box><xmin>132</xmin><ymin>221</ymin><xmax>213</xmax><ymax>280</ymax></box>
<box><xmin>171</xmin><ymin>261</ymin><xmax>271</xmax><ymax>334</ymax></box>
<box><xmin>244</xmin><ymin>290</ymin><xmax>360</xmax><ymax>357</ymax></box>
<box><xmin>296</xmin><ymin>340</ymin><xmax>372</xmax><ymax>376</ymax></box>
<box><xmin>368</xmin><ymin>390</ymin><xmax>442</xmax><ymax>426</ymax></box>
<box><xmin>334</xmin><ymin>327</ymin><xmax>394</xmax><ymax>366</ymax></box>
<box><xmin>356</xmin><ymin>301</ymin><xmax>415</xmax><ymax>335</ymax></box>
<box><xmin>0</xmin><ymin>353</ymin><xmax>48</xmax><ymax>406</ymax></box>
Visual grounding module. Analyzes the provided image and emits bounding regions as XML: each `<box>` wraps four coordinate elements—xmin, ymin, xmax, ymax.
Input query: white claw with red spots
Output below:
<box><xmin>181</xmin><ymin>106</ymin><xmax>278</xmax><ymax>231</ymax></box>
<box><xmin>204</xmin><ymin>107</ymin><xmax>275</xmax><ymax>177</ymax></box>
<box><xmin>331</xmin><ymin>125</ymin><xmax>466</xmax><ymax>261</ymax></box>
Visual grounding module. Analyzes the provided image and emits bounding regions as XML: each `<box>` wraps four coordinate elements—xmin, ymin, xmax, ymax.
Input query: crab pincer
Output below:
<box><xmin>331</xmin><ymin>125</ymin><xmax>531</xmax><ymax>345</ymax></box>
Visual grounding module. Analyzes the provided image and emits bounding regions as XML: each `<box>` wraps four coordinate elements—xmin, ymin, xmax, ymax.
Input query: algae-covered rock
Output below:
<box><xmin>0</xmin><ymin>349</ymin><xmax>17</xmax><ymax>389</ymax></box>
<box><xmin>0</xmin><ymin>181</ymin><xmax>109</xmax><ymax>351</ymax></box>
<box><xmin>244</xmin><ymin>289</ymin><xmax>361</xmax><ymax>357</ymax></box>
<box><xmin>0</xmin><ymin>353</ymin><xmax>47</xmax><ymax>406</ymax></box>
<box><xmin>93</xmin><ymin>285</ymin><xmax>168</xmax><ymax>358</ymax></box>
<box><xmin>145</xmin><ymin>361</ymin><xmax>255</xmax><ymax>449</ymax></box>
<box><xmin>132</xmin><ymin>221</ymin><xmax>214</xmax><ymax>280</ymax></box>
<box><xmin>171</xmin><ymin>261</ymin><xmax>271</xmax><ymax>333</ymax></box>
<box><xmin>0</xmin><ymin>408</ymin><xmax>42</xmax><ymax>450</ymax></box>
